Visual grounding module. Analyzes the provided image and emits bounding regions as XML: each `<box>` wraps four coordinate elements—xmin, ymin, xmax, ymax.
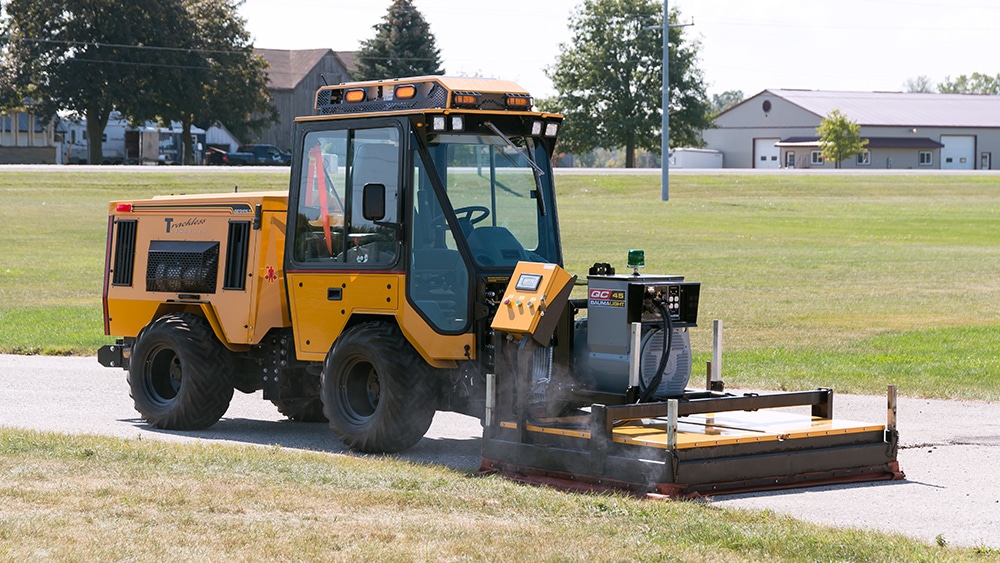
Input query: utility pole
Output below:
<box><xmin>647</xmin><ymin>1</ymin><xmax>692</xmax><ymax>201</ymax></box>
<box><xmin>661</xmin><ymin>0</ymin><xmax>669</xmax><ymax>201</ymax></box>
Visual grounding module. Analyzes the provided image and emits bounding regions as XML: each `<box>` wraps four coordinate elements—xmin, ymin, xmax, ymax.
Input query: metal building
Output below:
<box><xmin>703</xmin><ymin>90</ymin><xmax>1000</xmax><ymax>170</ymax></box>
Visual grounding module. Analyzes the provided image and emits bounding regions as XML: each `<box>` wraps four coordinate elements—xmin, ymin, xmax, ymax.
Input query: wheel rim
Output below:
<box><xmin>340</xmin><ymin>358</ymin><xmax>379</xmax><ymax>421</ymax></box>
<box><xmin>143</xmin><ymin>345</ymin><xmax>182</xmax><ymax>406</ymax></box>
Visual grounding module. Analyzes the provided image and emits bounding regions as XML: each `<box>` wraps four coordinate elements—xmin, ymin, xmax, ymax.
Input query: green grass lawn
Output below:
<box><xmin>0</xmin><ymin>169</ymin><xmax>289</xmax><ymax>354</ymax></box>
<box><xmin>3</xmin><ymin>169</ymin><xmax>1000</xmax><ymax>560</ymax></box>
<box><xmin>2</xmin><ymin>427</ymin><xmax>994</xmax><ymax>562</ymax></box>
<box><xmin>1</xmin><ymin>169</ymin><xmax>999</xmax><ymax>399</ymax></box>
<box><xmin>557</xmin><ymin>172</ymin><xmax>1000</xmax><ymax>400</ymax></box>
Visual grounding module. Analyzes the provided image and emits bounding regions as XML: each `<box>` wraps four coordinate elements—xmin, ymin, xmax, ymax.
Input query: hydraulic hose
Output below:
<box><xmin>638</xmin><ymin>300</ymin><xmax>673</xmax><ymax>403</ymax></box>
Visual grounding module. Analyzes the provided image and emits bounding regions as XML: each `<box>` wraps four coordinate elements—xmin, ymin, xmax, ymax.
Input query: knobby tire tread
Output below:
<box><xmin>128</xmin><ymin>313</ymin><xmax>234</xmax><ymax>430</ymax></box>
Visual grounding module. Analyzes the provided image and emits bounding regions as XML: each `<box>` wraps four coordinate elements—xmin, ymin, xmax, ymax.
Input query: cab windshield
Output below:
<box><xmin>418</xmin><ymin>133</ymin><xmax>558</xmax><ymax>269</ymax></box>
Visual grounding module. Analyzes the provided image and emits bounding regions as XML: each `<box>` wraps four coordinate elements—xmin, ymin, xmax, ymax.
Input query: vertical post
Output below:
<box><xmin>813</xmin><ymin>388</ymin><xmax>833</xmax><ymax>419</ymax></box>
<box><xmin>661</xmin><ymin>0</ymin><xmax>670</xmax><ymax>201</ymax></box>
<box><xmin>711</xmin><ymin>319</ymin><xmax>723</xmax><ymax>389</ymax></box>
<box><xmin>485</xmin><ymin>372</ymin><xmax>496</xmax><ymax>428</ymax></box>
<box><xmin>666</xmin><ymin>398</ymin><xmax>678</xmax><ymax>450</ymax></box>
<box><xmin>886</xmin><ymin>384</ymin><xmax>898</xmax><ymax>439</ymax></box>
<box><xmin>629</xmin><ymin>321</ymin><xmax>642</xmax><ymax>390</ymax></box>
<box><xmin>590</xmin><ymin>404</ymin><xmax>609</xmax><ymax>475</ymax></box>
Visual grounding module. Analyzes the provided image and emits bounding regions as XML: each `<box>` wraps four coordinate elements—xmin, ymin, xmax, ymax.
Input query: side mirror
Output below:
<box><xmin>362</xmin><ymin>183</ymin><xmax>386</xmax><ymax>221</ymax></box>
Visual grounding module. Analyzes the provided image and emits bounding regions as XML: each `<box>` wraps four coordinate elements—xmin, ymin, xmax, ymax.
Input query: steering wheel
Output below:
<box><xmin>453</xmin><ymin>205</ymin><xmax>490</xmax><ymax>225</ymax></box>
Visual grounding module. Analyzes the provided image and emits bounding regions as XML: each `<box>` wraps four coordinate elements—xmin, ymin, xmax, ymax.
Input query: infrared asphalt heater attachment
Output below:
<box><xmin>481</xmin><ymin>261</ymin><xmax>903</xmax><ymax>499</ymax></box>
<box><xmin>480</xmin><ymin>383</ymin><xmax>904</xmax><ymax>499</ymax></box>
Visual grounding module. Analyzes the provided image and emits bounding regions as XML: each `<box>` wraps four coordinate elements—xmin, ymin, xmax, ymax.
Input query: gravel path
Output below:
<box><xmin>1</xmin><ymin>354</ymin><xmax>997</xmax><ymax>548</ymax></box>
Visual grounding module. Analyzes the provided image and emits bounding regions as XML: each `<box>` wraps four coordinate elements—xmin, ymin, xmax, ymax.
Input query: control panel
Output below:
<box><xmin>636</xmin><ymin>282</ymin><xmax>701</xmax><ymax>327</ymax></box>
<box><xmin>492</xmin><ymin>261</ymin><xmax>576</xmax><ymax>344</ymax></box>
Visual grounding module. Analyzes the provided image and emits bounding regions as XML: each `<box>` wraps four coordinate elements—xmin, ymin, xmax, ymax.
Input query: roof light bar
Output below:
<box><xmin>395</xmin><ymin>84</ymin><xmax>417</xmax><ymax>100</ymax></box>
<box><xmin>344</xmin><ymin>89</ymin><xmax>366</xmax><ymax>103</ymax></box>
<box><xmin>505</xmin><ymin>94</ymin><xmax>532</xmax><ymax>109</ymax></box>
<box><xmin>453</xmin><ymin>92</ymin><xmax>479</xmax><ymax>108</ymax></box>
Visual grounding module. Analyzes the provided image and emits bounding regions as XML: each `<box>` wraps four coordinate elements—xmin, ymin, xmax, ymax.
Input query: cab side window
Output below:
<box><xmin>292</xmin><ymin>127</ymin><xmax>400</xmax><ymax>266</ymax></box>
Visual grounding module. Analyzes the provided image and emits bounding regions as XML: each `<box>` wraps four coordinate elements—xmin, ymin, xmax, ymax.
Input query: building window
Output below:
<box><xmin>810</xmin><ymin>151</ymin><xmax>824</xmax><ymax>165</ymax></box>
<box><xmin>918</xmin><ymin>151</ymin><xmax>932</xmax><ymax>166</ymax></box>
<box><xmin>856</xmin><ymin>150</ymin><xmax>870</xmax><ymax>166</ymax></box>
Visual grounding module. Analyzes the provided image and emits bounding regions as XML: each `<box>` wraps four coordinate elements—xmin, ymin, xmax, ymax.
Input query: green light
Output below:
<box><xmin>627</xmin><ymin>249</ymin><xmax>645</xmax><ymax>269</ymax></box>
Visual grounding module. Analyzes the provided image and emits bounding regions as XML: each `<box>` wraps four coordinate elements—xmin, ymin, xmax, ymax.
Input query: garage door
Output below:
<box><xmin>940</xmin><ymin>135</ymin><xmax>975</xmax><ymax>170</ymax></box>
<box><xmin>754</xmin><ymin>138</ymin><xmax>780</xmax><ymax>169</ymax></box>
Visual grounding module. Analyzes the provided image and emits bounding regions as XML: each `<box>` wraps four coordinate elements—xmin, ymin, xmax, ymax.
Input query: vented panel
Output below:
<box><xmin>224</xmin><ymin>221</ymin><xmax>251</xmax><ymax>290</ymax></box>
<box><xmin>112</xmin><ymin>220</ymin><xmax>137</xmax><ymax>286</ymax></box>
<box><xmin>146</xmin><ymin>240</ymin><xmax>219</xmax><ymax>293</ymax></box>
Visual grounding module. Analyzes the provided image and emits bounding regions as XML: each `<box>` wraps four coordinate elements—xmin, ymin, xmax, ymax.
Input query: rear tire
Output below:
<box><xmin>128</xmin><ymin>313</ymin><xmax>234</xmax><ymax>430</ymax></box>
<box><xmin>322</xmin><ymin>322</ymin><xmax>436</xmax><ymax>453</ymax></box>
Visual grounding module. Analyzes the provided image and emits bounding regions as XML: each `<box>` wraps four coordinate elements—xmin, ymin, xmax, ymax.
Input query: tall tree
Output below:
<box><xmin>353</xmin><ymin>0</ymin><xmax>444</xmax><ymax>80</ymax></box>
<box><xmin>544</xmin><ymin>1</ymin><xmax>711</xmax><ymax>168</ymax></box>
<box><xmin>0</xmin><ymin>0</ymin><xmax>275</xmax><ymax>165</ymax></box>
<box><xmin>0</xmin><ymin>0</ymin><xmax>189</xmax><ymax>164</ymax></box>
<box><xmin>162</xmin><ymin>0</ymin><xmax>276</xmax><ymax>164</ymax></box>
<box><xmin>938</xmin><ymin>72</ymin><xmax>1000</xmax><ymax>95</ymax></box>
<box><xmin>817</xmin><ymin>110</ymin><xmax>868</xmax><ymax>169</ymax></box>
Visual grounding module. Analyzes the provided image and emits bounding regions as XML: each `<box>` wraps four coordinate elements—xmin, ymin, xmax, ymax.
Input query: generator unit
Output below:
<box><xmin>577</xmin><ymin>267</ymin><xmax>700</xmax><ymax>399</ymax></box>
<box><xmin>482</xmin><ymin>261</ymin><xmax>902</xmax><ymax>498</ymax></box>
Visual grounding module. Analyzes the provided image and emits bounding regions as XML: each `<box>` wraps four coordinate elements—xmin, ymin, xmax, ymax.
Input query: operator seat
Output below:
<box><xmin>466</xmin><ymin>226</ymin><xmax>528</xmax><ymax>267</ymax></box>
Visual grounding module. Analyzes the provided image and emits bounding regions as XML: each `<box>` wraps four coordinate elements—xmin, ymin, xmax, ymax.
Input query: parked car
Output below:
<box><xmin>220</xmin><ymin>144</ymin><xmax>291</xmax><ymax>166</ymax></box>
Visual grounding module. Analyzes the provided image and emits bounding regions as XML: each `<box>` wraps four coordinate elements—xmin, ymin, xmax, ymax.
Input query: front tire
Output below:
<box><xmin>128</xmin><ymin>313</ymin><xmax>234</xmax><ymax>430</ymax></box>
<box><xmin>322</xmin><ymin>322</ymin><xmax>436</xmax><ymax>453</ymax></box>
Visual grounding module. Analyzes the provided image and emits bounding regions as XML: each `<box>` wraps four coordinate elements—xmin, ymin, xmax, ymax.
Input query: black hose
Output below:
<box><xmin>638</xmin><ymin>300</ymin><xmax>673</xmax><ymax>403</ymax></box>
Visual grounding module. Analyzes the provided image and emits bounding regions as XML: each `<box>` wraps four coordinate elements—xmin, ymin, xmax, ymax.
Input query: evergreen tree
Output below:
<box><xmin>354</xmin><ymin>0</ymin><xmax>444</xmax><ymax>80</ymax></box>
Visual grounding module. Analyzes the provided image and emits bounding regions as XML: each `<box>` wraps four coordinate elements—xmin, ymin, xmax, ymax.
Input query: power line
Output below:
<box><xmin>66</xmin><ymin>58</ymin><xmax>215</xmax><ymax>72</ymax></box>
<box><xmin>12</xmin><ymin>37</ymin><xmax>252</xmax><ymax>57</ymax></box>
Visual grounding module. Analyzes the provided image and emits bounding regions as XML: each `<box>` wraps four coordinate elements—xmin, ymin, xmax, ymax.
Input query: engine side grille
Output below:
<box><xmin>146</xmin><ymin>241</ymin><xmax>219</xmax><ymax>294</ymax></box>
<box><xmin>223</xmin><ymin>221</ymin><xmax>251</xmax><ymax>290</ymax></box>
<box><xmin>112</xmin><ymin>220</ymin><xmax>137</xmax><ymax>286</ymax></box>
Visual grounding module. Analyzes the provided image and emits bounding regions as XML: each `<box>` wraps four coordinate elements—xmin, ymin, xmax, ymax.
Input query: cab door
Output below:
<box><xmin>285</xmin><ymin>121</ymin><xmax>404</xmax><ymax>361</ymax></box>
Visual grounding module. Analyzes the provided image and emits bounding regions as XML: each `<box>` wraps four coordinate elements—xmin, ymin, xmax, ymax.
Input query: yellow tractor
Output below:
<box><xmin>99</xmin><ymin>76</ymin><xmax>901</xmax><ymax>496</ymax></box>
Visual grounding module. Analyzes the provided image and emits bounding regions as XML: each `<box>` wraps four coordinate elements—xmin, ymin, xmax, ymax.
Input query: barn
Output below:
<box><xmin>254</xmin><ymin>49</ymin><xmax>357</xmax><ymax>152</ymax></box>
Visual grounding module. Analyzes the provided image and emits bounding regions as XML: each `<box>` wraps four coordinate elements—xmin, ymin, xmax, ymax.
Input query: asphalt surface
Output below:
<box><xmin>1</xmin><ymin>354</ymin><xmax>998</xmax><ymax>549</ymax></box>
